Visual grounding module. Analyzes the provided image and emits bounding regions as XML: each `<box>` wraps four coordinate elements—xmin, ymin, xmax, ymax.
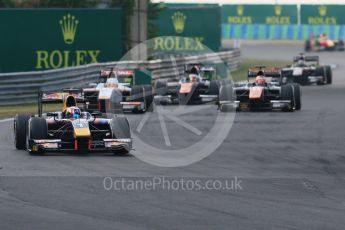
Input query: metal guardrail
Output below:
<box><xmin>0</xmin><ymin>49</ymin><xmax>241</xmax><ymax>105</ymax></box>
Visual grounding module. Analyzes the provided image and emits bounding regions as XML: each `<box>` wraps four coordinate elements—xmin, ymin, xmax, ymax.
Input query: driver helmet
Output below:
<box><xmin>106</xmin><ymin>78</ymin><xmax>119</xmax><ymax>88</ymax></box>
<box><xmin>297</xmin><ymin>59</ymin><xmax>305</xmax><ymax>66</ymax></box>
<box><xmin>319</xmin><ymin>33</ymin><xmax>327</xmax><ymax>42</ymax></box>
<box><xmin>64</xmin><ymin>106</ymin><xmax>81</xmax><ymax>119</ymax></box>
<box><xmin>190</xmin><ymin>65</ymin><xmax>200</xmax><ymax>75</ymax></box>
<box><xmin>188</xmin><ymin>74</ymin><xmax>199</xmax><ymax>82</ymax></box>
<box><xmin>255</xmin><ymin>75</ymin><xmax>266</xmax><ymax>86</ymax></box>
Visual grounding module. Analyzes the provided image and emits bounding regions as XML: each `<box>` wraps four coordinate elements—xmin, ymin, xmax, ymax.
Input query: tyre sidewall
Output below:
<box><xmin>27</xmin><ymin>117</ymin><xmax>48</xmax><ymax>154</ymax></box>
<box><xmin>281</xmin><ymin>84</ymin><xmax>295</xmax><ymax>112</ymax></box>
<box><xmin>14</xmin><ymin>113</ymin><xmax>31</xmax><ymax>149</ymax></box>
<box><xmin>110</xmin><ymin>116</ymin><xmax>131</xmax><ymax>154</ymax></box>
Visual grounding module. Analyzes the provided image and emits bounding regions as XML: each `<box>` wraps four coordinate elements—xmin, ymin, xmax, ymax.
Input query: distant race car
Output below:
<box><xmin>282</xmin><ymin>54</ymin><xmax>332</xmax><ymax>85</ymax></box>
<box><xmin>305</xmin><ymin>34</ymin><xmax>344</xmax><ymax>52</ymax></box>
<box><xmin>219</xmin><ymin>66</ymin><xmax>301</xmax><ymax>112</ymax></box>
<box><xmin>83</xmin><ymin>68</ymin><xmax>153</xmax><ymax>113</ymax></box>
<box><xmin>154</xmin><ymin>63</ymin><xmax>227</xmax><ymax>105</ymax></box>
<box><xmin>14</xmin><ymin>91</ymin><xmax>132</xmax><ymax>155</ymax></box>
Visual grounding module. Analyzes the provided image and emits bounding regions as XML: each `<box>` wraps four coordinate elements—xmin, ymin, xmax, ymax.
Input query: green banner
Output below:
<box><xmin>152</xmin><ymin>7</ymin><xmax>221</xmax><ymax>52</ymax></box>
<box><xmin>222</xmin><ymin>5</ymin><xmax>297</xmax><ymax>24</ymax></box>
<box><xmin>0</xmin><ymin>9</ymin><xmax>122</xmax><ymax>73</ymax></box>
<box><xmin>301</xmin><ymin>5</ymin><xmax>345</xmax><ymax>25</ymax></box>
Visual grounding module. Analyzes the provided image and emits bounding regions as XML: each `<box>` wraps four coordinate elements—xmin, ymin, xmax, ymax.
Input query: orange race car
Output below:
<box><xmin>219</xmin><ymin>66</ymin><xmax>301</xmax><ymax>112</ymax></box>
<box><xmin>305</xmin><ymin>34</ymin><xmax>344</xmax><ymax>52</ymax></box>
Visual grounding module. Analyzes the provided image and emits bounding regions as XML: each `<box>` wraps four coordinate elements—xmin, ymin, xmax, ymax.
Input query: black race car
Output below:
<box><xmin>14</xmin><ymin>91</ymin><xmax>132</xmax><ymax>155</ymax></box>
<box><xmin>282</xmin><ymin>54</ymin><xmax>332</xmax><ymax>85</ymax></box>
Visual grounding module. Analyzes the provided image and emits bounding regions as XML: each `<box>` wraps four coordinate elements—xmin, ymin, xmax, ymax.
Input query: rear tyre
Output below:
<box><xmin>27</xmin><ymin>117</ymin><xmax>48</xmax><ymax>155</ymax></box>
<box><xmin>325</xmin><ymin>65</ymin><xmax>332</xmax><ymax>84</ymax></box>
<box><xmin>315</xmin><ymin>67</ymin><xmax>325</xmax><ymax>85</ymax></box>
<box><xmin>281</xmin><ymin>84</ymin><xmax>294</xmax><ymax>112</ymax></box>
<box><xmin>154</xmin><ymin>80</ymin><xmax>170</xmax><ymax>105</ymax></box>
<box><xmin>220</xmin><ymin>79</ymin><xmax>232</xmax><ymax>86</ymax></box>
<box><xmin>292</xmin><ymin>83</ymin><xmax>301</xmax><ymax>110</ymax></box>
<box><xmin>106</xmin><ymin>89</ymin><xmax>123</xmax><ymax>114</ymax></box>
<box><xmin>305</xmin><ymin>40</ymin><xmax>311</xmax><ymax>52</ymax></box>
<box><xmin>154</xmin><ymin>80</ymin><xmax>168</xmax><ymax>96</ymax></box>
<box><xmin>143</xmin><ymin>85</ymin><xmax>154</xmax><ymax>112</ymax></box>
<box><xmin>131</xmin><ymin>86</ymin><xmax>145</xmax><ymax>113</ymax></box>
<box><xmin>219</xmin><ymin>84</ymin><xmax>234</xmax><ymax>112</ymax></box>
<box><xmin>208</xmin><ymin>80</ymin><xmax>220</xmax><ymax>95</ymax></box>
<box><xmin>14</xmin><ymin>113</ymin><xmax>31</xmax><ymax>149</ymax></box>
<box><xmin>110</xmin><ymin>116</ymin><xmax>131</xmax><ymax>155</ymax></box>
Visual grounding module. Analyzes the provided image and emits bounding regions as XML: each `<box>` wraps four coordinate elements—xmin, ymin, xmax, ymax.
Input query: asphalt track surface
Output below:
<box><xmin>1</xmin><ymin>42</ymin><xmax>345</xmax><ymax>229</ymax></box>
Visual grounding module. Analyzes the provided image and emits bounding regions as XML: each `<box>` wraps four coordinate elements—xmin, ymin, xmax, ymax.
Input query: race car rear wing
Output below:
<box><xmin>38</xmin><ymin>89</ymin><xmax>84</xmax><ymax>117</ymax></box>
<box><xmin>99</xmin><ymin>68</ymin><xmax>151</xmax><ymax>86</ymax></box>
<box><xmin>100</xmin><ymin>68</ymin><xmax>134</xmax><ymax>78</ymax></box>
<box><xmin>184</xmin><ymin>63</ymin><xmax>216</xmax><ymax>72</ymax></box>
<box><xmin>184</xmin><ymin>63</ymin><xmax>217</xmax><ymax>81</ymax></box>
<box><xmin>184</xmin><ymin>63</ymin><xmax>203</xmax><ymax>73</ymax></box>
<box><xmin>247</xmin><ymin>66</ymin><xmax>282</xmax><ymax>78</ymax></box>
<box><xmin>99</xmin><ymin>68</ymin><xmax>134</xmax><ymax>86</ymax></box>
<box><xmin>293</xmin><ymin>55</ymin><xmax>319</xmax><ymax>64</ymax></box>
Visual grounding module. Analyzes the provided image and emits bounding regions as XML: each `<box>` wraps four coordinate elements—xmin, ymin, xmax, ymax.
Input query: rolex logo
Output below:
<box><xmin>171</xmin><ymin>11</ymin><xmax>186</xmax><ymax>34</ymax></box>
<box><xmin>319</xmin><ymin>5</ymin><xmax>327</xmax><ymax>17</ymax></box>
<box><xmin>275</xmin><ymin>5</ymin><xmax>282</xmax><ymax>16</ymax></box>
<box><xmin>59</xmin><ymin>14</ymin><xmax>79</xmax><ymax>45</ymax></box>
<box><xmin>237</xmin><ymin>5</ymin><xmax>244</xmax><ymax>16</ymax></box>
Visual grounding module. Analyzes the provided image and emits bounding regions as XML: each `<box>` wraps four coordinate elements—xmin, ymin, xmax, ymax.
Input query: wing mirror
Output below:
<box><xmin>91</xmin><ymin>111</ymin><xmax>103</xmax><ymax>117</ymax></box>
<box><xmin>46</xmin><ymin>112</ymin><xmax>59</xmax><ymax>120</ymax></box>
<box><xmin>46</xmin><ymin>112</ymin><xmax>58</xmax><ymax>117</ymax></box>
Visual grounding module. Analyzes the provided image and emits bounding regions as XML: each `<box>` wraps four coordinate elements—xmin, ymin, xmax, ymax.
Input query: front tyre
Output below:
<box><xmin>14</xmin><ymin>113</ymin><xmax>31</xmax><ymax>149</ymax></box>
<box><xmin>281</xmin><ymin>84</ymin><xmax>295</xmax><ymax>112</ymax></box>
<box><xmin>315</xmin><ymin>67</ymin><xmax>325</xmax><ymax>85</ymax></box>
<box><xmin>292</xmin><ymin>83</ymin><xmax>301</xmax><ymax>110</ymax></box>
<box><xmin>27</xmin><ymin>117</ymin><xmax>48</xmax><ymax>155</ymax></box>
<box><xmin>110</xmin><ymin>116</ymin><xmax>131</xmax><ymax>155</ymax></box>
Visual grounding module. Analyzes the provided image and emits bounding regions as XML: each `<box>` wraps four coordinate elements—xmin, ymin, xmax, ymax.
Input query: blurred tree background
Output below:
<box><xmin>147</xmin><ymin>0</ymin><xmax>164</xmax><ymax>39</ymax></box>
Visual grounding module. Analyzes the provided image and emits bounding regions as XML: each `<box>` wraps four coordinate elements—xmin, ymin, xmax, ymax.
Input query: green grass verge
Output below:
<box><xmin>231</xmin><ymin>58</ymin><xmax>290</xmax><ymax>82</ymax></box>
<box><xmin>0</xmin><ymin>104</ymin><xmax>62</xmax><ymax>120</ymax></box>
<box><xmin>0</xmin><ymin>59</ymin><xmax>291</xmax><ymax>120</ymax></box>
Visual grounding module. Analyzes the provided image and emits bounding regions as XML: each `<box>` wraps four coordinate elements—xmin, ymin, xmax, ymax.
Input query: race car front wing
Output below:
<box><xmin>219</xmin><ymin>100</ymin><xmax>292</xmax><ymax>110</ymax></box>
<box><xmin>27</xmin><ymin>138</ymin><xmax>132</xmax><ymax>152</ymax></box>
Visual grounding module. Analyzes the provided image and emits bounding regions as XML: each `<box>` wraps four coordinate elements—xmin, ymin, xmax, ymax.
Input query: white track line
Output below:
<box><xmin>0</xmin><ymin>118</ymin><xmax>13</xmax><ymax>123</ymax></box>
